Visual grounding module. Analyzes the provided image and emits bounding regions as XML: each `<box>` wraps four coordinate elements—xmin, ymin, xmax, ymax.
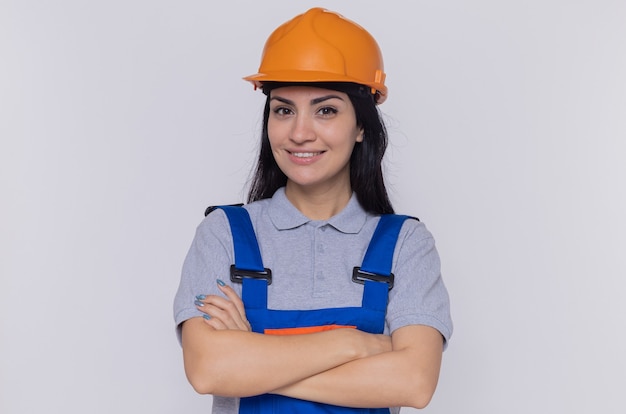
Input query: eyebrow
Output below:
<box><xmin>270</xmin><ymin>94</ymin><xmax>345</xmax><ymax>106</ymax></box>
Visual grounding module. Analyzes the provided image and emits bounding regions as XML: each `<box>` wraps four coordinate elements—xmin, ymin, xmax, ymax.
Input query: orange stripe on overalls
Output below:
<box><xmin>264</xmin><ymin>325</ymin><xmax>356</xmax><ymax>335</ymax></box>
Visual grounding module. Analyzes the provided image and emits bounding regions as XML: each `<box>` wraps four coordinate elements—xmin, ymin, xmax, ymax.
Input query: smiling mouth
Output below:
<box><xmin>289</xmin><ymin>151</ymin><xmax>323</xmax><ymax>158</ymax></box>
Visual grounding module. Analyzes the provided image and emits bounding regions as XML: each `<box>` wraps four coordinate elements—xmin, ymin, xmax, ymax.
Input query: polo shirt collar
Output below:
<box><xmin>268</xmin><ymin>187</ymin><xmax>368</xmax><ymax>234</ymax></box>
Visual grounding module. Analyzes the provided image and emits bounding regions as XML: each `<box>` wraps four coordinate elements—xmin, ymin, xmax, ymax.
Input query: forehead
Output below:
<box><xmin>269</xmin><ymin>85</ymin><xmax>350</xmax><ymax>102</ymax></box>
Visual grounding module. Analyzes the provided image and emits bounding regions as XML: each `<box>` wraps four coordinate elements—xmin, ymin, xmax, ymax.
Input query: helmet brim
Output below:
<box><xmin>243</xmin><ymin>70</ymin><xmax>387</xmax><ymax>104</ymax></box>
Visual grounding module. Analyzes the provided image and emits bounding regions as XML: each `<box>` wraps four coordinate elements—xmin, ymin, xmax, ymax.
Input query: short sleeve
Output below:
<box><xmin>386</xmin><ymin>219</ymin><xmax>453</xmax><ymax>348</ymax></box>
<box><xmin>172</xmin><ymin>209</ymin><xmax>236</xmax><ymax>344</ymax></box>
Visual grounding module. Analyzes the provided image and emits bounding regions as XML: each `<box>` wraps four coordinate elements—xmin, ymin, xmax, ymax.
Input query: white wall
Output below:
<box><xmin>2</xmin><ymin>1</ymin><xmax>625</xmax><ymax>413</ymax></box>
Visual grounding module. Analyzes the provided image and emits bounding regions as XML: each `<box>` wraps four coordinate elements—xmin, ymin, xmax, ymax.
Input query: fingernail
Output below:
<box><xmin>203</xmin><ymin>314</ymin><xmax>211</xmax><ymax>320</ymax></box>
<box><xmin>217</xmin><ymin>279</ymin><xmax>226</xmax><ymax>287</ymax></box>
<box><xmin>195</xmin><ymin>295</ymin><xmax>206</xmax><ymax>300</ymax></box>
<box><xmin>194</xmin><ymin>300</ymin><xmax>204</xmax><ymax>307</ymax></box>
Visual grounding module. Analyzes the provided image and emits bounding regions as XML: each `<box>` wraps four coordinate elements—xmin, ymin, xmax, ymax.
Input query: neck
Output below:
<box><xmin>285</xmin><ymin>181</ymin><xmax>353</xmax><ymax>220</ymax></box>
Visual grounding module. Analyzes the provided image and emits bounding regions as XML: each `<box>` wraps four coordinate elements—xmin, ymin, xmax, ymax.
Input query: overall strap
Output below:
<box><xmin>355</xmin><ymin>214</ymin><xmax>414</xmax><ymax>312</ymax></box>
<box><xmin>208</xmin><ymin>206</ymin><xmax>269</xmax><ymax>312</ymax></box>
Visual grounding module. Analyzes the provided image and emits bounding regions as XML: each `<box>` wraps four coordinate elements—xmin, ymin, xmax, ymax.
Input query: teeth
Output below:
<box><xmin>292</xmin><ymin>152</ymin><xmax>320</xmax><ymax>158</ymax></box>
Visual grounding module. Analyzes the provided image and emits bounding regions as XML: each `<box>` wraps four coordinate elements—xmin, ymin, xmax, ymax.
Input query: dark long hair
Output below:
<box><xmin>246</xmin><ymin>82</ymin><xmax>394</xmax><ymax>215</ymax></box>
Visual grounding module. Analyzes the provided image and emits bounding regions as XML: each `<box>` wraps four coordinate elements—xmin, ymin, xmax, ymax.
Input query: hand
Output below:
<box><xmin>195</xmin><ymin>280</ymin><xmax>251</xmax><ymax>332</ymax></box>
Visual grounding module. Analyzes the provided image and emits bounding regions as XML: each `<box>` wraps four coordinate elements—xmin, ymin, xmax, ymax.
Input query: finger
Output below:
<box><xmin>216</xmin><ymin>280</ymin><xmax>250</xmax><ymax>330</ymax></box>
<box><xmin>216</xmin><ymin>280</ymin><xmax>247</xmax><ymax>318</ymax></box>
<box><xmin>196</xmin><ymin>293</ymin><xmax>237</xmax><ymax>314</ymax></box>
<box><xmin>201</xmin><ymin>314</ymin><xmax>228</xmax><ymax>330</ymax></box>
<box><xmin>194</xmin><ymin>296</ymin><xmax>210</xmax><ymax>315</ymax></box>
<box><xmin>202</xmin><ymin>297</ymin><xmax>249</xmax><ymax>331</ymax></box>
<box><xmin>195</xmin><ymin>284</ymin><xmax>250</xmax><ymax>331</ymax></box>
<box><xmin>195</xmin><ymin>295</ymin><xmax>235</xmax><ymax>325</ymax></box>
<box><xmin>198</xmin><ymin>302</ymin><xmax>241</xmax><ymax>330</ymax></box>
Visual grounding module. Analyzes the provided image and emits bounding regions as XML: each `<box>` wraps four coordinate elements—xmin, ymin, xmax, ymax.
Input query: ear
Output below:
<box><xmin>356</xmin><ymin>127</ymin><xmax>364</xmax><ymax>143</ymax></box>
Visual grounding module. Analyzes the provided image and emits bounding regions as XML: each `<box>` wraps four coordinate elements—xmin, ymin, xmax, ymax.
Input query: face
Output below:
<box><xmin>267</xmin><ymin>86</ymin><xmax>363</xmax><ymax>194</ymax></box>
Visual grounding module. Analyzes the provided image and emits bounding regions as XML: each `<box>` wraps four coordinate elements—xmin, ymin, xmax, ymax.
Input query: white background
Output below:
<box><xmin>2</xmin><ymin>1</ymin><xmax>625</xmax><ymax>413</ymax></box>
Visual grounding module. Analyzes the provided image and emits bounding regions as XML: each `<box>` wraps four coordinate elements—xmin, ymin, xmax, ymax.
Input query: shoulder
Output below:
<box><xmin>398</xmin><ymin>216</ymin><xmax>433</xmax><ymax>242</ymax></box>
<box><xmin>199</xmin><ymin>198</ymin><xmax>273</xmax><ymax>235</ymax></box>
<box><xmin>391</xmin><ymin>215</ymin><xmax>438</xmax><ymax>261</ymax></box>
<box><xmin>373</xmin><ymin>213</ymin><xmax>434</xmax><ymax>245</ymax></box>
<box><xmin>242</xmin><ymin>197</ymin><xmax>273</xmax><ymax>219</ymax></box>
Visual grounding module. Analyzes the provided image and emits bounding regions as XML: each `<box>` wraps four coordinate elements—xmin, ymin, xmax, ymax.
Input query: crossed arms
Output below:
<box><xmin>181</xmin><ymin>283</ymin><xmax>443</xmax><ymax>409</ymax></box>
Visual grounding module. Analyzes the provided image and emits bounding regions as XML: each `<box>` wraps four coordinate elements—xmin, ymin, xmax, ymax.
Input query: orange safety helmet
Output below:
<box><xmin>244</xmin><ymin>8</ymin><xmax>387</xmax><ymax>104</ymax></box>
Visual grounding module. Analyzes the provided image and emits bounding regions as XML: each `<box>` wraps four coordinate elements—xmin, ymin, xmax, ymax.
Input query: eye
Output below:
<box><xmin>272</xmin><ymin>106</ymin><xmax>293</xmax><ymax>116</ymax></box>
<box><xmin>317</xmin><ymin>106</ymin><xmax>338</xmax><ymax>117</ymax></box>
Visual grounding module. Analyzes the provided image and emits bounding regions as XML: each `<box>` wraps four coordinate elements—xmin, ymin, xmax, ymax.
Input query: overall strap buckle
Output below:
<box><xmin>210</xmin><ymin>204</ymin><xmax>270</xmax><ymax>310</ymax></box>
<box><xmin>356</xmin><ymin>214</ymin><xmax>415</xmax><ymax>291</ymax></box>
<box><xmin>352</xmin><ymin>267</ymin><xmax>394</xmax><ymax>290</ymax></box>
<box><xmin>231</xmin><ymin>265</ymin><xmax>272</xmax><ymax>285</ymax></box>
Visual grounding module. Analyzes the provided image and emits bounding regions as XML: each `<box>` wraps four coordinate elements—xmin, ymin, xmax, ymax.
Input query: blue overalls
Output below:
<box><xmin>211</xmin><ymin>205</ymin><xmax>413</xmax><ymax>414</ymax></box>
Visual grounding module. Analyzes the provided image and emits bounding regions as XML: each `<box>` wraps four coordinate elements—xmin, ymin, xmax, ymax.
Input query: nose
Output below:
<box><xmin>289</xmin><ymin>113</ymin><xmax>316</xmax><ymax>144</ymax></box>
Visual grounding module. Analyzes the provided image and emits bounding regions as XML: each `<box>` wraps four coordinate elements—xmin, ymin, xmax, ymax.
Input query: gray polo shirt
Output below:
<box><xmin>173</xmin><ymin>188</ymin><xmax>452</xmax><ymax>412</ymax></box>
<box><xmin>174</xmin><ymin>187</ymin><xmax>452</xmax><ymax>339</ymax></box>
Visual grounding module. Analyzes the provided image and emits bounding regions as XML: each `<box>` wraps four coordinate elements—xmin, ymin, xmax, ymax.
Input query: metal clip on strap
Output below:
<box><xmin>352</xmin><ymin>267</ymin><xmax>394</xmax><ymax>290</ymax></box>
<box><xmin>230</xmin><ymin>265</ymin><xmax>272</xmax><ymax>285</ymax></box>
<box><xmin>355</xmin><ymin>214</ymin><xmax>413</xmax><ymax>291</ymax></box>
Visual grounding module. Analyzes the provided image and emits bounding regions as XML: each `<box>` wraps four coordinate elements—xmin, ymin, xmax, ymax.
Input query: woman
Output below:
<box><xmin>174</xmin><ymin>7</ymin><xmax>452</xmax><ymax>413</ymax></box>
